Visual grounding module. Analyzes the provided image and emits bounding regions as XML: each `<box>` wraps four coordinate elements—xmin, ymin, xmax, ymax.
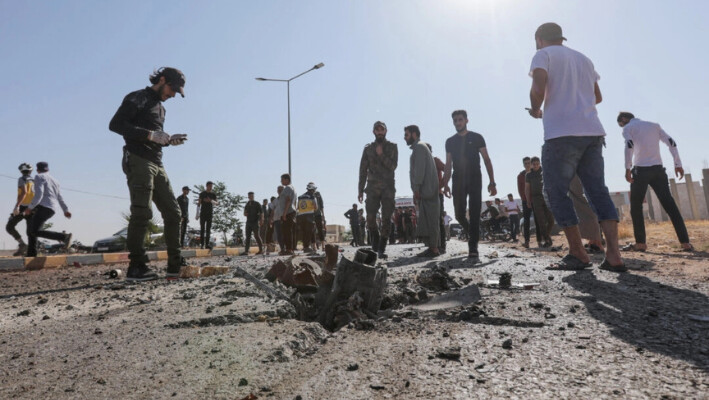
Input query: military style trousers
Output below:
<box><xmin>122</xmin><ymin>150</ymin><xmax>181</xmax><ymax>268</ymax></box>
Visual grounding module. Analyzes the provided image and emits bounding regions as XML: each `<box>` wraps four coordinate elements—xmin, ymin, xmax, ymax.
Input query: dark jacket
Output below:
<box><xmin>244</xmin><ymin>200</ymin><xmax>262</xmax><ymax>223</ymax></box>
<box><xmin>109</xmin><ymin>87</ymin><xmax>167</xmax><ymax>165</ymax></box>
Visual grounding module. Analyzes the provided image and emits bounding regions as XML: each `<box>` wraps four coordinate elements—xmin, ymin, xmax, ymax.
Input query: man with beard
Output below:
<box><xmin>405</xmin><ymin>125</ymin><xmax>440</xmax><ymax>257</ymax></box>
<box><xmin>358</xmin><ymin>121</ymin><xmax>398</xmax><ymax>259</ymax></box>
<box><xmin>442</xmin><ymin>110</ymin><xmax>497</xmax><ymax>264</ymax></box>
<box><xmin>176</xmin><ymin>186</ymin><xmax>190</xmax><ymax>248</ymax></box>
<box><xmin>109</xmin><ymin>67</ymin><xmax>187</xmax><ymax>281</ymax></box>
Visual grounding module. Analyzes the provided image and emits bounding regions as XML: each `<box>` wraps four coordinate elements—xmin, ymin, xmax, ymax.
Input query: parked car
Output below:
<box><xmin>92</xmin><ymin>227</ymin><xmax>164</xmax><ymax>253</ymax></box>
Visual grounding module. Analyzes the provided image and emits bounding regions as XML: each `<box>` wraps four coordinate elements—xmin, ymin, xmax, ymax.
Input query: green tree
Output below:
<box><xmin>193</xmin><ymin>181</ymin><xmax>244</xmax><ymax>245</ymax></box>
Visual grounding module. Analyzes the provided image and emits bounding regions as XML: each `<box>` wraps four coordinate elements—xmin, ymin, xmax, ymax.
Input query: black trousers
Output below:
<box><xmin>244</xmin><ymin>220</ymin><xmax>262</xmax><ymax>252</ymax></box>
<box><xmin>180</xmin><ymin>216</ymin><xmax>188</xmax><ymax>247</ymax></box>
<box><xmin>200</xmin><ymin>214</ymin><xmax>212</xmax><ymax>248</ymax></box>
<box><xmin>350</xmin><ymin>223</ymin><xmax>361</xmax><ymax>246</ymax></box>
<box><xmin>282</xmin><ymin>212</ymin><xmax>296</xmax><ymax>251</ymax></box>
<box><xmin>298</xmin><ymin>215</ymin><xmax>315</xmax><ymax>249</ymax></box>
<box><xmin>27</xmin><ymin>206</ymin><xmax>67</xmax><ymax>257</ymax></box>
<box><xmin>630</xmin><ymin>165</ymin><xmax>689</xmax><ymax>244</ymax></box>
<box><xmin>452</xmin><ymin>174</ymin><xmax>482</xmax><ymax>253</ymax></box>
<box><xmin>6</xmin><ymin>205</ymin><xmax>30</xmax><ymax>243</ymax></box>
<box><xmin>508</xmin><ymin>214</ymin><xmax>520</xmax><ymax>240</ymax></box>
<box><xmin>438</xmin><ymin>193</ymin><xmax>446</xmax><ymax>250</ymax></box>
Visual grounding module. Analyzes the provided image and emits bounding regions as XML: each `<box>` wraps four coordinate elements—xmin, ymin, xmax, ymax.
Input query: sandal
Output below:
<box><xmin>680</xmin><ymin>244</ymin><xmax>695</xmax><ymax>252</ymax></box>
<box><xmin>621</xmin><ymin>244</ymin><xmax>646</xmax><ymax>252</ymax></box>
<box><xmin>586</xmin><ymin>244</ymin><xmax>604</xmax><ymax>254</ymax></box>
<box><xmin>598</xmin><ymin>258</ymin><xmax>627</xmax><ymax>273</ymax></box>
<box><xmin>546</xmin><ymin>254</ymin><xmax>592</xmax><ymax>271</ymax></box>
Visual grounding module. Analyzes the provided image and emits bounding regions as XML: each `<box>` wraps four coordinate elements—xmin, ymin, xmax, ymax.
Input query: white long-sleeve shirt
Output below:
<box><xmin>28</xmin><ymin>172</ymin><xmax>69</xmax><ymax>213</ymax></box>
<box><xmin>622</xmin><ymin>118</ymin><xmax>682</xmax><ymax>170</ymax></box>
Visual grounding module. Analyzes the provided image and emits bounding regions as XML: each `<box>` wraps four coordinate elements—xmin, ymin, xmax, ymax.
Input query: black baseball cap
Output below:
<box><xmin>535</xmin><ymin>22</ymin><xmax>566</xmax><ymax>41</ymax></box>
<box><xmin>36</xmin><ymin>161</ymin><xmax>49</xmax><ymax>172</ymax></box>
<box><xmin>182</xmin><ymin>186</ymin><xmax>190</xmax><ymax>191</ymax></box>
<box><xmin>373</xmin><ymin>121</ymin><xmax>387</xmax><ymax>130</ymax></box>
<box><xmin>162</xmin><ymin>67</ymin><xmax>186</xmax><ymax>98</ymax></box>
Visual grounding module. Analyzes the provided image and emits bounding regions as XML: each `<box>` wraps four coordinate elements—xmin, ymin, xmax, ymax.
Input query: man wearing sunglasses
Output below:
<box><xmin>109</xmin><ymin>67</ymin><xmax>188</xmax><ymax>281</ymax></box>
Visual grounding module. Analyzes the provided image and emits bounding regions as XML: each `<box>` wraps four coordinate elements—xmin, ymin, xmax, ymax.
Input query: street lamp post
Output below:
<box><xmin>256</xmin><ymin>62</ymin><xmax>325</xmax><ymax>178</ymax></box>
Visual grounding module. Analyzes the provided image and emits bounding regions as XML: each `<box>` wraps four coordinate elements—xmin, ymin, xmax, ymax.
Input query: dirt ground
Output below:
<box><xmin>1</xmin><ymin>235</ymin><xmax>708</xmax><ymax>399</ymax></box>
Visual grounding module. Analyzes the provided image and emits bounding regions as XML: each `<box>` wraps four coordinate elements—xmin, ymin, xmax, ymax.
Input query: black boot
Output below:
<box><xmin>371</xmin><ymin>230</ymin><xmax>380</xmax><ymax>253</ymax></box>
<box><xmin>377</xmin><ymin>237</ymin><xmax>388</xmax><ymax>259</ymax></box>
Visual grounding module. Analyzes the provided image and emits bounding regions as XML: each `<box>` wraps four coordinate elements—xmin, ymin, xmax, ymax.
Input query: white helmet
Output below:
<box><xmin>18</xmin><ymin>163</ymin><xmax>33</xmax><ymax>172</ymax></box>
<box><xmin>307</xmin><ymin>182</ymin><xmax>317</xmax><ymax>190</ymax></box>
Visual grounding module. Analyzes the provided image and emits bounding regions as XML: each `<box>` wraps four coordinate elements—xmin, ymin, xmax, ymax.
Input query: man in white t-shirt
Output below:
<box><xmin>528</xmin><ymin>22</ymin><xmax>623</xmax><ymax>272</ymax></box>
<box><xmin>503</xmin><ymin>194</ymin><xmax>520</xmax><ymax>242</ymax></box>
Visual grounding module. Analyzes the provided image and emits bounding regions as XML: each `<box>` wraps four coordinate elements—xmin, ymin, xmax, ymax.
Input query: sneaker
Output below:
<box><xmin>13</xmin><ymin>243</ymin><xmax>27</xmax><ymax>257</ymax></box>
<box><xmin>416</xmin><ymin>249</ymin><xmax>439</xmax><ymax>258</ymax></box>
<box><xmin>126</xmin><ymin>265</ymin><xmax>158</xmax><ymax>282</ymax></box>
<box><xmin>63</xmin><ymin>233</ymin><xmax>73</xmax><ymax>250</ymax></box>
<box><xmin>166</xmin><ymin>258</ymin><xmax>188</xmax><ymax>278</ymax></box>
<box><xmin>377</xmin><ymin>251</ymin><xmax>388</xmax><ymax>260</ymax></box>
<box><xmin>255</xmin><ymin>250</ymin><xmax>264</xmax><ymax>255</ymax></box>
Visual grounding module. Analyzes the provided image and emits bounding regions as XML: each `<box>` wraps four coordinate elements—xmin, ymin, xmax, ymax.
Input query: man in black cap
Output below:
<box><xmin>7</xmin><ymin>163</ymin><xmax>34</xmax><ymax>256</ymax></box>
<box><xmin>109</xmin><ymin>67</ymin><xmax>188</xmax><ymax>281</ymax></box>
<box><xmin>242</xmin><ymin>191</ymin><xmax>263</xmax><ymax>255</ymax></box>
<box><xmin>24</xmin><ymin>162</ymin><xmax>73</xmax><ymax>257</ymax></box>
<box><xmin>176</xmin><ymin>186</ymin><xmax>191</xmax><ymax>248</ymax></box>
<box><xmin>197</xmin><ymin>181</ymin><xmax>218</xmax><ymax>249</ymax></box>
<box><xmin>358</xmin><ymin>121</ymin><xmax>398</xmax><ymax>259</ymax></box>
<box><xmin>528</xmin><ymin>23</ymin><xmax>623</xmax><ymax>272</ymax></box>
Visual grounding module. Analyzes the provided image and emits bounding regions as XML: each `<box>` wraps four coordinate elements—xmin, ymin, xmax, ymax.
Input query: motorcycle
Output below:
<box><xmin>480</xmin><ymin>216</ymin><xmax>512</xmax><ymax>242</ymax></box>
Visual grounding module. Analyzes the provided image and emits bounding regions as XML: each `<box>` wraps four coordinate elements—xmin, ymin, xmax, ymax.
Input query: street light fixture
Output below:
<box><xmin>255</xmin><ymin>62</ymin><xmax>325</xmax><ymax>178</ymax></box>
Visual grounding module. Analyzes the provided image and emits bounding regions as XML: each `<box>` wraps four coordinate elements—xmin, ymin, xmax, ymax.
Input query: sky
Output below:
<box><xmin>1</xmin><ymin>0</ymin><xmax>708</xmax><ymax>248</ymax></box>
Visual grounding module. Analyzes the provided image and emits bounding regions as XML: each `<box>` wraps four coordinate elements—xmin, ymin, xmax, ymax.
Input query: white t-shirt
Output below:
<box><xmin>622</xmin><ymin>118</ymin><xmax>682</xmax><ymax>169</ymax></box>
<box><xmin>443</xmin><ymin>214</ymin><xmax>452</xmax><ymax>226</ymax></box>
<box><xmin>503</xmin><ymin>200</ymin><xmax>519</xmax><ymax>215</ymax></box>
<box><xmin>529</xmin><ymin>45</ymin><xmax>606</xmax><ymax>140</ymax></box>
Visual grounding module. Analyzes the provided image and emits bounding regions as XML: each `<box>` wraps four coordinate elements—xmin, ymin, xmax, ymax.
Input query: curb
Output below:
<box><xmin>0</xmin><ymin>247</ymin><xmax>263</xmax><ymax>273</ymax></box>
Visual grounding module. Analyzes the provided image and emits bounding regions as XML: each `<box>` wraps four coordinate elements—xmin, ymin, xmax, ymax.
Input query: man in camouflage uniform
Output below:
<box><xmin>358</xmin><ymin>121</ymin><xmax>398</xmax><ymax>259</ymax></box>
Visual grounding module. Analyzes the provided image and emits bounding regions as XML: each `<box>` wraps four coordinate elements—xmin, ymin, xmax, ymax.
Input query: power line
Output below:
<box><xmin>0</xmin><ymin>173</ymin><xmax>129</xmax><ymax>200</ymax></box>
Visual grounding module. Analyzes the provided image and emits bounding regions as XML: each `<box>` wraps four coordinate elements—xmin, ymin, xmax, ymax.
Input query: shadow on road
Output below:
<box><xmin>564</xmin><ymin>270</ymin><xmax>709</xmax><ymax>369</ymax></box>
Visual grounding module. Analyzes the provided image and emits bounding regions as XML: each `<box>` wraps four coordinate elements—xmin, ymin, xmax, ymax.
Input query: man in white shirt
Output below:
<box><xmin>617</xmin><ymin>112</ymin><xmax>693</xmax><ymax>252</ymax></box>
<box><xmin>23</xmin><ymin>162</ymin><xmax>72</xmax><ymax>257</ymax></box>
<box><xmin>503</xmin><ymin>194</ymin><xmax>521</xmax><ymax>242</ymax></box>
<box><xmin>528</xmin><ymin>22</ymin><xmax>623</xmax><ymax>272</ymax></box>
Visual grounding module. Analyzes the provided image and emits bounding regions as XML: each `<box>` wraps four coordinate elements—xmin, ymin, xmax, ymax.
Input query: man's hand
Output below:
<box><xmin>527</xmin><ymin>202</ymin><xmax>532</xmax><ymax>208</ymax></box>
<box><xmin>625</xmin><ymin>169</ymin><xmax>634</xmax><ymax>184</ymax></box>
<box><xmin>527</xmin><ymin>108</ymin><xmax>543</xmax><ymax>119</ymax></box>
<box><xmin>64</xmin><ymin>211</ymin><xmax>72</xmax><ymax>219</ymax></box>
<box><xmin>169</xmin><ymin>133</ymin><xmax>188</xmax><ymax>146</ymax></box>
<box><xmin>375</xmin><ymin>144</ymin><xmax>383</xmax><ymax>156</ymax></box>
<box><xmin>413</xmin><ymin>191</ymin><xmax>421</xmax><ymax>202</ymax></box>
<box><xmin>358</xmin><ymin>193</ymin><xmax>363</xmax><ymax>204</ymax></box>
<box><xmin>12</xmin><ymin>206</ymin><xmax>20</xmax><ymax>216</ymax></box>
<box><xmin>24</xmin><ymin>208</ymin><xmax>32</xmax><ymax>216</ymax></box>
<box><xmin>147</xmin><ymin>130</ymin><xmax>170</xmax><ymax>145</ymax></box>
<box><xmin>195</xmin><ymin>214</ymin><xmax>200</xmax><ymax>221</ymax></box>
<box><xmin>675</xmin><ymin>167</ymin><xmax>685</xmax><ymax>180</ymax></box>
<box><xmin>488</xmin><ymin>183</ymin><xmax>497</xmax><ymax>196</ymax></box>
<box><xmin>443</xmin><ymin>185</ymin><xmax>451</xmax><ymax>198</ymax></box>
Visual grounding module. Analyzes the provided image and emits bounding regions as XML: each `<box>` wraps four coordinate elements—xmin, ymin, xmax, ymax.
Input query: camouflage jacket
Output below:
<box><xmin>358</xmin><ymin>140</ymin><xmax>398</xmax><ymax>193</ymax></box>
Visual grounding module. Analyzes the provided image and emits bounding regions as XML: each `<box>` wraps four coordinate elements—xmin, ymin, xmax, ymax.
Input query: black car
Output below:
<box><xmin>92</xmin><ymin>228</ymin><xmax>128</xmax><ymax>253</ymax></box>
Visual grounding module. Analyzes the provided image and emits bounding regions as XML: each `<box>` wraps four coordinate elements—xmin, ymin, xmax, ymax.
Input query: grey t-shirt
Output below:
<box><xmin>278</xmin><ymin>185</ymin><xmax>297</xmax><ymax>216</ymax></box>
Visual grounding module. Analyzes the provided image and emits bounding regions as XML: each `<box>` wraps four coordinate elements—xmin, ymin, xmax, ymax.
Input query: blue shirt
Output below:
<box><xmin>28</xmin><ymin>172</ymin><xmax>69</xmax><ymax>213</ymax></box>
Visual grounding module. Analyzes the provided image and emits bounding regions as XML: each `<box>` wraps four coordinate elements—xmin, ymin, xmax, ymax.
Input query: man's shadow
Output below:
<box><xmin>564</xmin><ymin>270</ymin><xmax>709</xmax><ymax>369</ymax></box>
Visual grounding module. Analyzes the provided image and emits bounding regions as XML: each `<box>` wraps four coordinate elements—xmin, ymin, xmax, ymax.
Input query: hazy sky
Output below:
<box><xmin>1</xmin><ymin>0</ymin><xmax>708</xmax><ymax>248</ymax></box>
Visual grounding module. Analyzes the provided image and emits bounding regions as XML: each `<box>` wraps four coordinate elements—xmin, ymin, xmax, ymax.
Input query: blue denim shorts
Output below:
<box><xmin>541</xmin><ymin>136</ymin><xmax>618</xmax><ymax>227</ymax></box>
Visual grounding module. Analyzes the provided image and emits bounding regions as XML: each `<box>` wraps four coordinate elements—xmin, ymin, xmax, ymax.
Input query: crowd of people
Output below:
<box><xmin>7</xmin><ymin>22</ymin><xmax>695</xmax><ymax>280</ymax></box>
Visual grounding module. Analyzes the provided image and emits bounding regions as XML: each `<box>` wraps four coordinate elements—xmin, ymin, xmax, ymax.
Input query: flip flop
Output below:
<box><xmin>546</xmin><ymin>254</ymin><xmax>592</xmax><ymax>271</ymax></box>
<box><xmin>598</xmin><ymin>258</ymin><xmax>627</xmax><ymax>273</ymax></box>
<box><xmin>621</xmin><ymin>244</ymin><xmax>646</xmax><ymax>252</ymax></box>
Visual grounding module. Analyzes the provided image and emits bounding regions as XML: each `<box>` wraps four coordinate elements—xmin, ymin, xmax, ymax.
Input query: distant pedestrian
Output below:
<box><xmin>405</xmin><ymin>125</ymin><xmax>440</xmax><ymax>257</ymax></box>
<box><xmin>443</xmin><ymin>212</ymin><xmax>452</xmax><ymax>241</ymax></box>
<box><xmin>442</xmin><ymin>109</ymin><xmax>497</xmax><ymax>264</ymax></box>
<box><xmin>617</xmin><ymin>112</ymin><xmax>693</xmax><ymax>252</ymax></box>
<box><xmin>297</xmin><ymin>183</ymin><xmax>319</xmax><ymax>254</ymax></box>
<box><xmin>266</xmin><ymin>195</ymin><xmax>277</xmax><ymax>253</ymax></box>
<box><xmin>344</xmin><ymin>204</ymin><xmax>360</xmax><ymax>247</ymax></box>
<box><xmin>525</xmin><ymin>156</ymin><xmax>554</xmax><ymax>247</ymax></box>
<box><xmin>176</xmin><ymin>186</ymin><xmax>190</xmax><ymax>248</ymax></box>
<box><xmin>277</xmin><ymin>174</ymin><xmax>297</xmax><ymax>255</ymax></box>
<box><xmin>243</xmin><ymin>191</ymin><xmax>263</xmax><ymax>255</ymax></box>
<box><xmin>24</xmin><ymin>162</ymin><xmax>73</xmax><ymax>257</ymax></box>
<box><xmin>503</xmin><ymin>194</ymin><xmax>521</xmax><ymax>242</ymax></box>
<box><xmin>109</xmin><ymin>67</ymin><xmax>187</xmax><ymax>280</ymax></box>
<box><xmin>6</xmin><ymin>163</ymin><xmax>34</xmax><ymax>256</ymax></box>
<box><xmin>197</xmin><ymin>181</ymin><xmax>218</xmax><ymax>249</ymax></box>
<box><xmin>260</xmin><ymin>198</ymin><xmax>269</xmax><ymax>249</ymax></box>
<box><xmin>427</xmin><ymin>142</ymin><xmax>450</xmax><ymax>253</ymax></box>
<box><xmin>517</xmin><ymin>157</ymin><xmax>540</xmax><ymax>248</ymax></box>
<box><xmin>358</xmin><ymin>121</ymin><xmax>398</xmax><ymax>258</ymax></box>
<box><xmin>272</xmin><ymin>187</ymin><xmax>285</xmax><ymax>252</ymax></box>
<box><xmin>528</xmin><ymin>22</ymin><xmax>623</xmax><ymax>271</ymax></box>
